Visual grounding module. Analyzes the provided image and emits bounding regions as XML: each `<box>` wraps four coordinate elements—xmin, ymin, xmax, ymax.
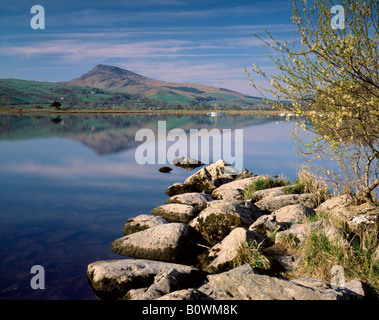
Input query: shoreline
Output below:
<box><xmin>0</xmin><ymin>108</ymin><xmax>282</xmax><ymax>116</ymax></box>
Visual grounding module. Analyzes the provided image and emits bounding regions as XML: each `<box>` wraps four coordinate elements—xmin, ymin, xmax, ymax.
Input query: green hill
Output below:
<box><xmin>0</xmin><ymin>65</ymin><xmax>269</xmax><ymax>110</ymax></box>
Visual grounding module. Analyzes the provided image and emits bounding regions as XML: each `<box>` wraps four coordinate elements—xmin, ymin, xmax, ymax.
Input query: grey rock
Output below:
<box><xmin>87</xmin><ymin>259</ymin><xmax>205</xmax><ymax>300</ymax></box>
<box><xmin>273</xmin><ymin>204</ymin><xmax>316</xmax><ymax>225</ymax></box>
<box><xmin>198</xmin><ymin>266</ymin><xmax>344</xmax><ymax>300</ymax></box>
<box><xmin>157</xmin><ymin>289</ymin><xmax>212</xmax><ymax>300</ymax></box>
<box><xmin>275</xmin><ymin>220</ymin><xmax>348</xmax><ymax>247</ymax></box>
<box><xmin>165</xmin><ymin>192</ymin><xmax>213</xmax><ymax>212</ymax></box>
<box><xmin>196</xmin><ymin>227</ymin><xmax>266</xmax><ymax>274</ymax></box>
<box><xmin>211</xmin><ymin>176</ymin><xmax>262</xmax><ymax>200</ymax></box>
<box><xmin>123</xmin><ymin>214</ymin><xmax>169</xmax><ymax>235</ymax></box>
<box><xmin>151</xmin><ymin>203</ymin><xmax>198</xmax><ymax>223</ymax></box>
<box><xmin>250</xmin><ymin>186</ymin><xmax>286</xmax><ymax>202</ymax></box>
<box><xmin>165</xmin><ymin>183</ymin><xmax>199</xmax><ymax>197</ymax></box>
<box><xmin>188</xmin><ymin>199</ymin><xmax>263</xmax><ymax>246</ymax></box>
<box><xmin>254</xmin><ymin>193</ymin><xmax>318</xmax><ymax>214</ymax></box>
<box><xmin>172</xmin><ymin>156</ymin><xmax>204</xmax><ymax>171</ymax></box>
<box><xmin>126</xmin><ymin>269</ymin><xmax>191</xmax><ymax>300</ymax></box>
<box><xmin>249</xmin><ymin>214</ymin><xmax>282</xmax><ymax>235</ymax></box>
<box><xmin>110</xmin><ymin>223</ymin><xmax>205</xmax><ymax>262</ymax></box>
<box><xmin>184</xmin><ymin>160</ymin><xmax>238</xmax><ymax>193</ymax></box>
<box><xmin>234</xmin><ymin>168</ymin><xmax>257</xmax><ymax>180</ymax></box>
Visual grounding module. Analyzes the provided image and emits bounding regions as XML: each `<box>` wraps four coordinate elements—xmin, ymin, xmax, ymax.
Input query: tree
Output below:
<box><xmin>246</xmin><ymin>0</ymin><xmax>379</xmax><ymax>203</ymax></box>
<box><xmin>50</xmin><ymin>101</ymin><xmax>62</xmax><ymax>110</ymax></box>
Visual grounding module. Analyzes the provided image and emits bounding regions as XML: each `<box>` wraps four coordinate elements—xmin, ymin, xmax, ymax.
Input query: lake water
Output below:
<box><xmin>0</xmin><ymin>113</ymin><xmax>301</xmax><ymax>300</ymax></box>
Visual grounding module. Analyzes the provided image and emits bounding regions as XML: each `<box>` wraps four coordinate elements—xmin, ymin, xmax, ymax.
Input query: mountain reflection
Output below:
<box><xmin>0</xmin><ymin>113</ymin><xmax>281</xmax><ymax>155</ymax></box>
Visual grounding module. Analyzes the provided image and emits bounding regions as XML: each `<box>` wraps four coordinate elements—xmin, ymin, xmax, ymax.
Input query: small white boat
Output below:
<box><xmin>209</xmin><ymin>112</ymin><xmax>225</xmax><ymax>117</ymax></box>
<box><xmin>207</xmin><ymin>102</ymin><xmax>225</xmax><ymax>117</ymax></box>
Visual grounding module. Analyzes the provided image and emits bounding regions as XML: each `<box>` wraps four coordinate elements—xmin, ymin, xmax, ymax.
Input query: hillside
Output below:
<box><xmin>64</xmin><ymin>65</ymin><xmax>266</xmax><ymax>107</ymax></box>
<box><xmin>0</xmin><ymin>65</ymin><xmax>269</xmax><ymax>110</ymax></box>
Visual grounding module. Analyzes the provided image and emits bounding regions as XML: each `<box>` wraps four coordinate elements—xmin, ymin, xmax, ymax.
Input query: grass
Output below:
<box><xmin>243</xmin><ymin>175</ymin><xmax>290</xmax><ymax>200</ymax></box>
<box><xmin>234</xmin><ymin>240</ymin><xmax>271</xmax><ymax>270</ymax></box>
<box><xmin>281</xmin><ymin>223</ymin><xmax>379</xmax><ymax>296</ymax></box>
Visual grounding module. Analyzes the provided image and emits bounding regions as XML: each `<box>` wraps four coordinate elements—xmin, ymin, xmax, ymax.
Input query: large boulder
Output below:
<box><xmin>188</xmin><ymin>199</ymin><xmax>263</xmax><ymax>246</ymax></box>
<box><xmin>87</xmin><ymin>259</ymin><xmax>205</xmax><ymax>300</ymax></box>
<box><xmin>184</xmin><ymin>160</ymin><xmax>239</xmax><ymax>193</ymax></box>
<box><xmin>250</xmin><ymin>186</ymin><xmax>286</xmax><ymax>202</ymax></box>
<box><xmin>165</xmin><ymin>192</ymin><xmax>213</xmax><ymax>212</ymax></box>
<box><xmin>211</xmin><ymin>176</ymin><xmax>262</xmax><ymax>200</ymax></box>
<box><xmin>165</xmin><ymin>183</ymin><xmax>199</xmax><ymax>197</ymax></box>
<box><xmin>151</xmin><ymin>203</ymin><xmax>198</xmax><ymax>223</ymax></box>
<box><xmin>123</xmin><ymin>214</ymin><xmax>169</xmax><ymax>235</ymax></box>
<box><xmin>196</xmin><ymin>227</ymin><xmax>266</xmax><ymax>274</ymax></box>
<box><xmin>197</xmin><ymin>264</ymin><xmax>358</xmax><ymax>300</ymax></box>
<box><xmin>254</xmin><ymin>193</ymin><xmax>318</xmax><ymax>214</ymax></box>
<box><xmin>272</xmin><ymin>204</ymin><xmax>316</xmax><ymax>226</ymax></box>
<box><xmin>110</xmin><ymin>223</ymin><xmax>206</xmax><ymax>263</ymax></box>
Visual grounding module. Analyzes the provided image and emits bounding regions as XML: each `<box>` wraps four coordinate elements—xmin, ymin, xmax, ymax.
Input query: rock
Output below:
<box><xmin>250</xmin><ymin>186</ymin><xmax>286</xmax><ymax>202</ymax></box>
<box><xmin>234</xmin><ymin>168</ymin><xmax>257</xmax><ymax>180</ymax></box>
<box><xmin>273</xmin><ymin>204</ymin><xmax>316</xmax><ymax>225</ymax></box>
<box><xmin>157</xmin><ymin>289</ymin><xmax>212</xmax><ymax>300</ymax></box>
<box><xmin>165</xmin><ymin>183</ymin><xmax>199</xmax><ymax>197</ymax></box>
<box><xmin>254</xmin><ymin>193</ymin><xmax>318</xmax><ymax>214</ymax></box>
<box><xmin>172</xmin><ymin>156</ymin><xmax>204</xmax><ymax>171</ymax></box>
<box><xmin>110</xmin><ymin>223</ymin><xmax>206</xmax><ymax>263</ymax></box>
<box><xmin>158</xmin><ymin>166</ymin><xmax>173</xmax><ymax>173</ymax></box>
<box><xmin>275</xmin><ymin>220</ymin><xmax>347</xmax><ymax>246</ymax></box>
<box><xmin>292</xmin><ymin>277</ymin><xmax>365</xmax><ymax>300</ymax></box>
<box><xmin>196</xmin><ymin>227</ymin><xmax>266</xmax><ymax>274</ymax></box>
<box><xmin>87</xmin><ymin>259</ymin><xmax>205</xmax><ymax>300</ymax></box>
<box><xmin>184</xmin><ymin>159</ymin><xmax>239</xmax><ymax>193</ymax></box>
<box><xmin>126</xmin><ymin>269</ymin><xmax>196</xmax><ymax>300</ymax></box>
<box><xmin>276</xmin><ymin>255</ymin><xmax>300</xmax><ymax>271</ymax></box>
<box><xmin>249</xmin><ymin>214</ymin><xmax>282</xmax><ymax>236</ymax></box>
<box><xmin>198</xmin><ymin>265</ymin><xmax>345</xmax><ymax>300</ymax></box>
<box><xmin>341</xmin><ymin>203</ymin><xmax>378</xmax><ymax>234</ymax></box>
<box><xmin>165</xmin><ymin>192</ymin><xmax>213</xmax><ymax>212</ymax></box>
<box><xmin>315</xmin><ymin>194</ymin><xmax>354</xmax><ymax>213</ymax></box>
<box><xmin>123</xmin><ymin>215</ymin><xmax>169</xmax><ymax>235</ymax></box>
<box><xmin>211</xmin><ymin>176</ymin><xmax>261</xmax><ymax>200</ymax></box>
<box><xmin>151</xmin><ymin>203</ymin><xmax>198</xmax><ymax>223</ymax></box>
<box><xmin>188</xmin><ymin>199</ymin><xmax>263</xmax><ymax>246</ymax></box>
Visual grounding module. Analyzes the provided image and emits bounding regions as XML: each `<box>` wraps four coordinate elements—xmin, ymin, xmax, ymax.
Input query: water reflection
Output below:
<box><xmin>0</xmin><ymin>113</ymin><xmax>299</xmax><ymax>300</ymax></box>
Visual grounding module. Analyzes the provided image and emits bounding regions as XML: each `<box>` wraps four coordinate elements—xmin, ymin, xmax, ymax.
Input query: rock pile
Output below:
<box><xmin>87</xmin><ymin>159</ymin><xmax>376</xmax><ymax>300</ymax></box>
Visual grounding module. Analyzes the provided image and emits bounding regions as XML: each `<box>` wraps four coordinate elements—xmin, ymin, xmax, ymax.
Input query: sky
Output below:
<box><xmin>0</xmin><ymin>0</ymin><xmax>297</xmax><ymax>97</ymax></box>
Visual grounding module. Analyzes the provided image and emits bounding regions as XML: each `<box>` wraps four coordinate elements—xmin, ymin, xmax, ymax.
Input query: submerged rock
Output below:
<box><xmin>172</xmin><ymin>156</ymin><xmax>204</xmax><ymax>171</ymax></box>
<box><xmin>158</xmin><ymin>166</ymin><xmax>173</xmax><ymax>173</ymax></box>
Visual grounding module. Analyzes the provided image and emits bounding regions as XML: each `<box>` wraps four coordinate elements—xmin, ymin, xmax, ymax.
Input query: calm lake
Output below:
<box><xmin>0</xmin><ymin>113</ymin><xmax>301</xmax><ymax>300</ymax></box>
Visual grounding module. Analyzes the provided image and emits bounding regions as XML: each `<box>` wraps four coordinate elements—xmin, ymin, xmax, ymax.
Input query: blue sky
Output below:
<box><xmin>0</xmin><ymin>0</ymin><xmax>297</xmax><ymax>96</ymax></box>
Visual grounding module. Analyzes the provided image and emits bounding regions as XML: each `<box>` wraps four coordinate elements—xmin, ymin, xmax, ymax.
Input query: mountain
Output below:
<box><xmin>0</xmin><ymin>65</ymin><xmax>268</xmax><ymax>109</ymax></box>
<box><xmin>64</xmin><ymin>64</ymin><xmax>264</xmax><ymax>106</ymax></box>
